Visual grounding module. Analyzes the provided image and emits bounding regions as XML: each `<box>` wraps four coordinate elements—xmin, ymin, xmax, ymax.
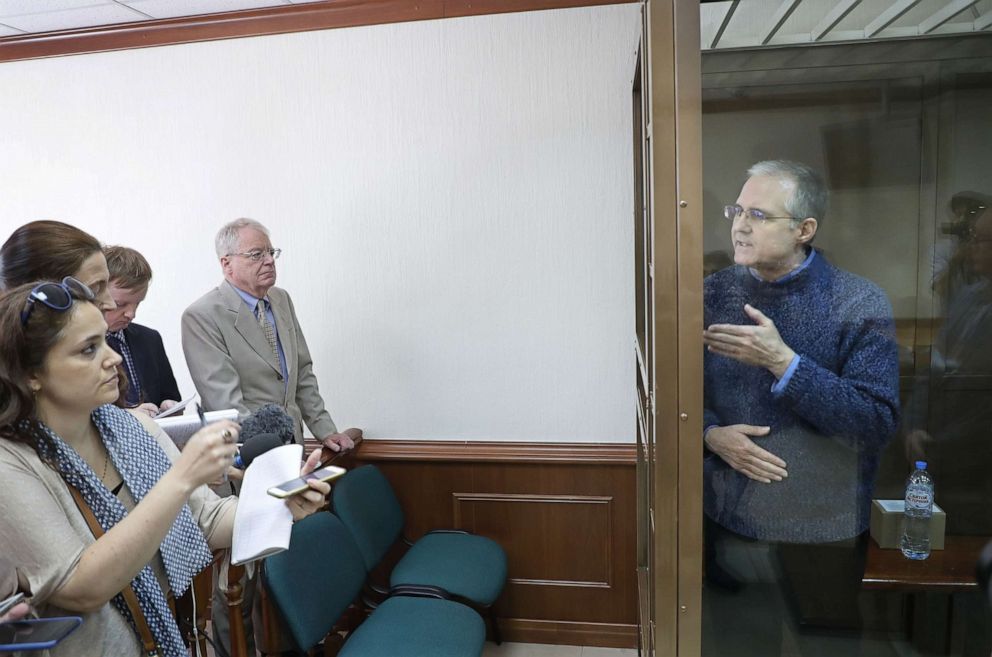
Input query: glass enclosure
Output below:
<box><xmin>700</xmin><ymin>34</ymin><xmax>992</xmax><ymax>657</ymax></box>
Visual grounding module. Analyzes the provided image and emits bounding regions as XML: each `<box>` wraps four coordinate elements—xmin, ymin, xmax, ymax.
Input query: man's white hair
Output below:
<box><xmin>215</xmin><ymin>218</ymin><xmax>270</xmax><ymax>258</ymax></box>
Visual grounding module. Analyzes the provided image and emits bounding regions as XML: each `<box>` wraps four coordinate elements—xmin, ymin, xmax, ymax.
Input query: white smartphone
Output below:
<box><xmin>267</xmin><ymin>465</ymin><xmax>346</xmax><ymax>499</ymax></box>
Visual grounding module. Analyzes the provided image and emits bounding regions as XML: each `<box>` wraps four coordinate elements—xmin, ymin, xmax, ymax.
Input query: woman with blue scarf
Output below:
<box><xmin>0</xmin><ymin>278</ymin><xmax>330</xmax><ymax>656</ymax></box>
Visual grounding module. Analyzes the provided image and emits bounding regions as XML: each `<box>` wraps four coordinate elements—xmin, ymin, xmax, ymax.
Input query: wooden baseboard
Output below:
<box><xmin>499</xmin><ymin>618</ymin><xmax>638</xmax><ymax>648</ymax></box>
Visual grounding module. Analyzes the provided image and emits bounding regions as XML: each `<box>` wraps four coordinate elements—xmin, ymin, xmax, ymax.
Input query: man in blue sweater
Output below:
<box><xmin>703</xmin><ymin>161</ymin><xmax>899</xmax><ymax>556</ymax></box>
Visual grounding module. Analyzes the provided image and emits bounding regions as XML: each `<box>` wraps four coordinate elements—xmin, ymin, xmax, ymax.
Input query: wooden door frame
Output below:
<box><xmin>644</xmin><ymin>1</ymin><xmax>703</xmax><ymax>656</ymax></box>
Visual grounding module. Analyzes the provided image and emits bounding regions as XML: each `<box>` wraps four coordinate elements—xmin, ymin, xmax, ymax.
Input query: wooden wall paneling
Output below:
<box><xmin>0</xmin><ymin>0</ymin><xmax>637</xmax><ymax>63</ymax></box>
<box><xmin>356</xmin><ymin>441</ymin><xmax>637</xmax><ymax>648</ymax></box>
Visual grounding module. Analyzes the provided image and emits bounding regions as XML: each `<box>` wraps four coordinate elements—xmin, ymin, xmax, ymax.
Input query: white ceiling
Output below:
<box><xmin>702</xmin><ymin>0</ymin><xmax>992</xmax><ymax>49</ymax></box>
<box><xmin>0</xmin><ymin>0</ymin><xmax>989</xmax><ymax>49</ymax></box>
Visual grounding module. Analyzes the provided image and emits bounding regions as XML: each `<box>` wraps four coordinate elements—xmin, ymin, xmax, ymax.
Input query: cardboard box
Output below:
<box><xmin>870</xmin><ymin>499</ymin><xmax>945</xmax><ymax>550</ymax></box>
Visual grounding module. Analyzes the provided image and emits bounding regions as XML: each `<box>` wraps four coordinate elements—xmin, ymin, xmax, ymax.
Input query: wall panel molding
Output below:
<box><xmin>357</xmin><ymin>439</ymin><xmax>637</xmax><ymax>464</ymax></box>
<box><xmin>453</xmin><ymin>492</ymin><xmax>614</xmax><ymax>588</ymax></box>
<box><xmin>0</xmin><ymin>0</ymin><xmax>637</xmax><ymax>63</ymax></box>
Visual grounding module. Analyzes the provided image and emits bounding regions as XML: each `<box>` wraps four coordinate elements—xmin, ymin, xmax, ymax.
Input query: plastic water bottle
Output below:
<box><xmin>900</xmin><ymin>460</ymin><xmax>934</xmax><ymax>560</ymax></box>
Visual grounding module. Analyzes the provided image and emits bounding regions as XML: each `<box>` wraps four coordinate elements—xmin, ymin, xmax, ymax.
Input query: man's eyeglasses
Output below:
<box><xmin>226</xmin><ymin>248</ymin><xmax>282</xmax><ymax>262</ymax></box>
<box><xmin>20</xmin><ymin>277</ymin><xmax>96</xmax><ymax>327</ymax></box>
<box><xmin>723</xmin><ymin>204</ymin><xmax>794</xmax><ymax>224</ymax></box>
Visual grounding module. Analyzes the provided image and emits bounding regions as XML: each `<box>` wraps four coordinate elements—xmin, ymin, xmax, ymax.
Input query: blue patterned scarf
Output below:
<box><xmin>33</xmin><ymin>405</ymin><xmax>213</xmax><ymax>657</ymax></box>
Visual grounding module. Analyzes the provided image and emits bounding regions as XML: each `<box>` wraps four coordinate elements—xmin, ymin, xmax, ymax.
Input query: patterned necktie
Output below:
<box><xmin>106</xmin><ymin>331</ymin><xmax>141</xmax><ymax>405</ymax></box>
<box><xmin>255</xmin><ymin>300</ymin><xmax>280</xmax><ymax>365</ymax></box>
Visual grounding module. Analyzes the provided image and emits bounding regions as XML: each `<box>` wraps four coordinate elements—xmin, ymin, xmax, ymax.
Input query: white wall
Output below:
<box><xmin>0</xmin><ymin>4</ymin><xmax>641</xmax><ymax>442</ymax></box>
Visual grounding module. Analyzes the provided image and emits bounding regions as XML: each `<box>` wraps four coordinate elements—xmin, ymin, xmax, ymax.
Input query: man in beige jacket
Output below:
<box><xmin>182</xmin><ymin>218</ymin><xmax>353</xmax><ymax>655</ymax></box>
<box><xmin>182</xmin><ymin>218</ymin><xmax>353</xmax><ymax>452</ymax></box>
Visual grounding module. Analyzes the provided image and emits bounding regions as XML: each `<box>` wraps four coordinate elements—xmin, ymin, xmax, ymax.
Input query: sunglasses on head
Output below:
<box><xmin>20</xmin><ymin>277</ymin><xmax>96</xmax><ymax>327</ymax></box>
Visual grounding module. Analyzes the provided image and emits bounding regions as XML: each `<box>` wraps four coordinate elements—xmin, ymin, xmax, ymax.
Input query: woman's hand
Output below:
<box><xmin>0</xmin><ymin>601</ymin><xmax>29</xmax><ymax>623</ymax></box>
<box><xmin>285</xmin><ymin>479</ymin><xmax>330</xmax><ymax>521</ymax></box>
<box><xmin>171</xmin><ymin>420</ymin><xmax>240</xmax><ymax>492</ymax></box>
<box><xmin>132</xmin><ymin>403</ymin><xmax>160</xmax><ymax>418</ymax></box>
<box><xmin>289</xmin><ymin>453</ymin><xmax>332</xmax><ymax>520</ymax></box>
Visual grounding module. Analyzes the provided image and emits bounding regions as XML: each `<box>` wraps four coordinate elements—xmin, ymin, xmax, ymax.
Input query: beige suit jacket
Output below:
<box><xmin>181</xmin><ymin>280</ymin><xmax>337</xmax><ymax>443</ymax></box>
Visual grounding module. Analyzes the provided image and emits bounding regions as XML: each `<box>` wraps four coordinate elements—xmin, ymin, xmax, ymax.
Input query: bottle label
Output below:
<box><xmin>906</xmin><ymin>484</ymin><xmax>932</xmax><ymax>510</ymax></box>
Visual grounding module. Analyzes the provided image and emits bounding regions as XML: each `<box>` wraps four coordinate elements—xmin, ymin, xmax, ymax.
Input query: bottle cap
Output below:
<box><xmin>915</xmin><ymin>460</ymin><xmax>927</xmax><ymax>470</ymax></box>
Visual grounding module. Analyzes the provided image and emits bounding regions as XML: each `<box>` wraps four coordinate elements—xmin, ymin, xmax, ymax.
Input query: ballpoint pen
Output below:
<box><xmin>197</xmin><ymin>403</ymin><xmax>228</xmax><ymax>485</ymax></box>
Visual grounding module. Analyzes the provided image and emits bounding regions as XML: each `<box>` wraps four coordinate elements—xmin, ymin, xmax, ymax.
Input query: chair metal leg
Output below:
<box><xmin>488</xmin><ymin>606</ymin><xmax>502</xmax><ymax>645</ymax></box>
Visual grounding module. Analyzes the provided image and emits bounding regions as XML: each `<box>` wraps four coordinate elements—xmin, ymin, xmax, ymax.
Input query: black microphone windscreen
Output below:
<box><xmin>238</xmin><ymin>433</ymin><xmax>285</xmax><ymax>469</ymax></box>
<box><xmin>240</xmin><ymin>404</ymin><xmax>295</xmax><ymax>445</ymax></box>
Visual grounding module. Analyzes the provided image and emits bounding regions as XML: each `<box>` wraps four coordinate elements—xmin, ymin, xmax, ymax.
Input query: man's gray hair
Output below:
<box><xmin>215</xmin><ymin>218</ymin><xmax>270</xmax><ymax>258</ymax></box>
<box><xmin>747</xmin><ymin>160</ymin><xmax>829</xmax><ymax>225</ymax></box>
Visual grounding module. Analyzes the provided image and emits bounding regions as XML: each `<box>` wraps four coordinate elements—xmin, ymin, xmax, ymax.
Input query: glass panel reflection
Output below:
<box><xmin>701</xmin><ymin>43</ymin><xmax>992</xmax><ymax>657</ymax></box>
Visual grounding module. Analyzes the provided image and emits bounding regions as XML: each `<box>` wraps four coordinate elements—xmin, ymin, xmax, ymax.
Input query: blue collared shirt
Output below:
<box><xmin>231</xmin><ymin>284</ymin><xmax>289</xmax><ymax>385</ymax></box>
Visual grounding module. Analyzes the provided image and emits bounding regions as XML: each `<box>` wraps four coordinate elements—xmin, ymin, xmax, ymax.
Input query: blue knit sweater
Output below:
<box><xmin>703</xmin><ymin>250</ymin><xmax>900</xmax><ymax>543</ymax></box>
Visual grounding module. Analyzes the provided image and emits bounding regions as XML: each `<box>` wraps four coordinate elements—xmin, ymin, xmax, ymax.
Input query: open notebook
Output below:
<box><xmin>154</xmin><ymin>408</ymin><xmax>239</xmax><ymax>448</ymax></box>
<box><xmin>231</xmin><ymin>443</ymin><xmax>302</xmax><ymax>565</ymax></box>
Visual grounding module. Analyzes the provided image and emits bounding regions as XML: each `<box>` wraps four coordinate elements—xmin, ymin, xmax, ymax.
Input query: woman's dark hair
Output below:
<box><xmin>0</xmin><ymin>221</ymin><xmax>102</xmax><ymax>290</ymax></box>
<box><xmin>0</xmin><ymin>282</ymin><xmax>80</xmax><ymax>458</ymax></box>
<box><xmin>0</xmin><ymin>282</ymin><xmax>127</xmax><ymax>461</ymax></box>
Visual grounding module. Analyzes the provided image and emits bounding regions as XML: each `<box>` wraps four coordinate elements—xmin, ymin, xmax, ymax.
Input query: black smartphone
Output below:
<box><xmin>267</xmin><ymin>465</ymin><xmax>346</xmax><ymax>498</ymax></box>
<box><xmin>0</xmin><ymin>617</ymin><xmax>82</xmax><ymax>652</ymax></box>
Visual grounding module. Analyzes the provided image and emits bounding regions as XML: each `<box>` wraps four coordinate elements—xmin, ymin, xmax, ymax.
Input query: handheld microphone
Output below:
<box><xmin>233</xmin><ymin>433</ymin><xmax>285</xmax><ymax>469</ymax></box>
<box><xmin>239</xmin><ymin>404</ymin><xmax>295</xmax><ymax>445</ymax></box>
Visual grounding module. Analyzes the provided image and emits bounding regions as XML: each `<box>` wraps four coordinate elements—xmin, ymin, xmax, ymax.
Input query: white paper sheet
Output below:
<box><xmin>231</xmin><ymin>443</ymin><xmax>302</xmax><ymax>565</ymax></box>
<box><xmin>152</xmin><ymin>393</ymin><xmax>198</xmax><ymax>419</ymax></box>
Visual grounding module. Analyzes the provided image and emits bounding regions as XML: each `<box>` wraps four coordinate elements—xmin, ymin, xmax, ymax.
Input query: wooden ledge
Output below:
<box><xmin>355</xmin><ymin>438</ymin><xmax>636</xmax><ymax>464</ymax></box>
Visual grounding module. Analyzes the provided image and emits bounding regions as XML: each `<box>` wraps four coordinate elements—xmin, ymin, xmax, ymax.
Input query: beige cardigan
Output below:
<box><xmin>0</xmin><ymin>409</ymin><xmax>236</xmax><ymax>657</ymax></box>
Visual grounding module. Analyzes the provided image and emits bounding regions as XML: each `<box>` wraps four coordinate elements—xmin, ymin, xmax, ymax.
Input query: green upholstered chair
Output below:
<box><xmin>340</xmin><ymin>596</ymin><xmax>485</xmax><ymax>657</ymax></box>
<box><xmin>331</xmin><ymin>465</ymin><xmax>507</xmax><ymax>641</ymax></box>
<box><xmin>262</xmin><ymin>511</ymin><xmax>486</xmax><ymax>657</ymax></box>
<box><xmin>262</xmin><ymin>512</ymin><xmax>365</xmax><ymax>651</ymax></box>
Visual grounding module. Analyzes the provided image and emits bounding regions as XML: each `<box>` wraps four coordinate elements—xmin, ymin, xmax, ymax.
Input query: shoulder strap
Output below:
<box><xmin>66</xmin><ymin>484</ymin><xmax>160</xmax><ymax>656</ymax></box>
